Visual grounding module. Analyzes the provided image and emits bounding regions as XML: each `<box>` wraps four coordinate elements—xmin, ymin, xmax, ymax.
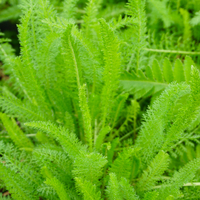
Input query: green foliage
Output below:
<box><xmin>109</xmin><ymin>147</ymin><xmax>138</xmax><ymax>180</ymax></box>
<box><xmin>158</xmin><ymin>158</ymin><xmax>200</xmax><ymax>199</ymax></box>
<box><xmin>190</xmin><ymin>11</ymin><xmax>200</xmax><ymax>27</ymax></box>
<box><xmin>61</xmin><ymin>0</ymin><xmax>79</xmax><ymax>21</ymax></box>
<box><xmin>142</xmin><ymin>191</ymin><xmax>159</xmax><ymax>200</ymax></box>
<box><xmin>0</xmin><ymin>1</ymin><xmax>21</xmax><ymax>23</ymax></box>
<box><xmin>0</xmin><ymin>142</ymin><xmax>43</xmax><ymax>200</ymax></box>
<box><xmin>79</xmin><ymin>84</ymin><xmax>93</xmax><ymax>151</ymax></box>
<box><xmin>25</xmin><ymin>121</ymin><xmax>87</xmax><ymax>160</ymax></box>
<box><xmin>137</xmin><ymin>150</ymin><xmax>170</xmax><ymax>192</ymax></box>
<box><xmin>99</xmin><ymin>18</ymin><xmax>121</xmax><ymax>128</ymax></box>
<box><xmin>0</xmin><ymin>112</ymin><xmax>34</xmax><ymax>149</ymax></box>
<box><xmin>1</xmin><ymin>0</ymin><xmax>200</xmax><ymax>199</ymax></box>
<box><xmin>147</xmin><ymin>0</ymin><xmax>172</xmax><ymax>28</ymax></box>
<box><xmin>106</xmin><ymin>173</ymin><xmax>139</xmax><ymax>200</ymax></box>
<box><xmin>126</xmin><ymin>0</ymin><xmax>147</xmax><ymax>72</ymax></box>
<box><xmin>120</xmin><ymin>56</ymin><xmax>195</xmax><ymax>99</ymax></box>
<box><xmin>42</xmin><ymin>166</ymin><xmax>71</xmax><ymax>200</ymax></box>
<box><xmin>0</xmin><ymin>194</ymin><xmax>12</xmax><ymax>200</ymax></box>
<box><xmin>75</xmin><ymin>177</ymin><xmax>102</xmax><ymax>200</ymax></box>
<box><xmin>106</xmin><ymin>173</ymin><xmax>121</xmax><ymax>199</ymax></box>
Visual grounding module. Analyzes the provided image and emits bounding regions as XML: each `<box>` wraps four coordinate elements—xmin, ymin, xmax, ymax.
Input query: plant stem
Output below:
<box><xmin>143</xmin><ymin>48</ymin><xmax>200</xmax><ymax>55</ymax></box>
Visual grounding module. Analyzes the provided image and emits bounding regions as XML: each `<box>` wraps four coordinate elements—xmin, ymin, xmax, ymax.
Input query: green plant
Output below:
<box><xmin>0</xmin><ymin>0</ymin><xmax>21</xmax><ymax>23</ymax></box>
<box><xmin>1</xmin><ymin>0</ymin><xmax>200</xmax><ymax>199</ymax></box>
<box><xmin>120</xmin><ymin>56</ymin><xmax>195</xmax><ymax>99</ymax></box>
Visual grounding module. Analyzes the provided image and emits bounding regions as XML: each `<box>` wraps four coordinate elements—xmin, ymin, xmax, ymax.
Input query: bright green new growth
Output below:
<box><xmin>79</xmin><ymin>84</ymin><xmax>93</xmax><ymax>151</ymax></box>
<box><xmin>1</xmin><ymin>0</ymin><xmax>200</xmax><ymax>199</ymax></box>
<box><xmin>42</xmin><ymin>166</ymin><xmax>71</xmax><ymax>200</ymax></box>
<box><xmin>75</xmin><ymin>177</ymin><xmax>102</xmax><ymax>200</ymax></box>
<box><xmin>109</xmin><ymin>147</ymin><xmax>138</xmax><ymax>180</ymax></box>
<box><xmin>135</xmin><ymin>66</ymin><xmax>200</xmax><ymax>169</ymax></box>
<box><xmin>0</xmin><ymin>142</ymin><xmax>42</xmax><ymax>200</ymax></box>
<box><xmin>106</xmin><ymin>173</ymin><xmax>139</xmax><ymax>200</ymax></box>
<box><xmin>126</xmin><ymin>0</ymin><xmax>147</xmax><ymax>72</ymax></box>
<box><xmin>99</xmin><ymin>18</ymin><xmax>121</xmax><ymax>129</ymax></box>
<box><xmin>137</xmin><ymin>151</ymin><xmax>170</xmax><ymax>192</ymax></box>
<box><xmin>0</xmin><ymin>112</ymin><xmax>33</xmax><ymax>149</ymax></box>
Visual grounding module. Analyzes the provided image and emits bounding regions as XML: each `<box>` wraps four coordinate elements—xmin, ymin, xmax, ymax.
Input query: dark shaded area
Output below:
<box><xmin>0</xmin><ymin>20</ymin><xmax>20</xmax><ymax>55</ymax></box>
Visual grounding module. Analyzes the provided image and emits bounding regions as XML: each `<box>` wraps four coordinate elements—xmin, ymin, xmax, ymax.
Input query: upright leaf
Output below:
<box><xmin>173</xmin><ymin>59</ymin><xmax>185</xmax><ymax>82</ymax></box>
<box><xmin>99</xmin><ymin>19</ymin><xmax>121</xmax><ymax>128</ymax></box>
<box><xmin>0</xmin><ymin>112</ymin><xmax>34</xmax><ymax>149</ymax></box>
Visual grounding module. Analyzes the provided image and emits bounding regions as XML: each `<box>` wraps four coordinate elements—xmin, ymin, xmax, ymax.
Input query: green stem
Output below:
<box><xmin>119</xmin><ymin>127</ymin><xmax>140</xmax><ymax>142</ymax></box>
<box><xmin>144</xmin><ymin>48</ymin><xmax>200</xmax><ymax>55</ymax></box>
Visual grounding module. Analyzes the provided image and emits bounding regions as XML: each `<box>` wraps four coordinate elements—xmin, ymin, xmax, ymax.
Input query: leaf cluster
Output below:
<box><xmin>1</xmin><ymin>0</ymin><xmax>200</xmax><ymax>200</ymax></box>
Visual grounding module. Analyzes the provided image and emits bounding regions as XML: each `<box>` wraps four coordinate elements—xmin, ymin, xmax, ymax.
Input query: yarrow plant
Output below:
<box><xmin>1</xmin><ymin>0</ymin><xmax>200</xmax><ymax>199</ymax></box>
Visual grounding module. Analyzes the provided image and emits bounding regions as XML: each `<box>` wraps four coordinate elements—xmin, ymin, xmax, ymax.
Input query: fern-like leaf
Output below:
<box><xmin>106</xmin><ymin>173</ymin><xmax>122</xmax><ymax>200</ymax></box>
<box><xmin>158</xmin><ymin>158</ymin><xmax>200</xmax><ymax>199</ymax></box>
<box><xmin>0</xmin><ymin>112</ymin><xmax>34</xmax><ymax>149</ymax></box>
<box><xmin>42</xmin><ymin>166</ymin><xmax>71</xmax><ymax>200</ymax></box>
<box><xmin>0</xmin><ymin>142</ymin><xmax>42</xmax><ymax>200</ymax></box>
<box><xmin>109</xmin><ymin>147</ymin><xmax>139</xmax><ymax>180</ymax></box>
<box><xmin>106</xmin><ymin>173</ymin><xmax>139</xmax><ymax>200</ymax></box>
<box><xmin>73</xmin><ymin>152</ymin><xmax>107</xmax><ymax>185</ymax></box>
<box><xmin>120</xmin><ymin>57</ymin><xmax>194</xmax><ymax>99</ymax></box>
<box><xmin>99</xmin><ymin>18</ymin><xmax>121</xmax><ymax>128</ymax></box>
<box><xmin>25</xmin><ymin>121</ymin><xmax>87</xmax><ymax>159</ymax></box>
<box><xmin>0</xmin><ymin>87</ymin><xmax>45</xmax><ymax>121</ymax></box>
<box><xmin>33</xmin><ymin>145</ymin><xmax>72</xmax><ymax>185</ymax></box>
<box><xmin>75</xmin><ymin>177</ymin><xmax>102</xmax><ymax>200</ymax></box>
<box><xmin>61</xmin><ymin>24</ymin><xmax>82</xmax><ymax>97</ymax></box>
<box><xmin>137</xmin><ymin>150</ymin><xmax>170</xmax><ymax>192</ymax></box>
<box><xmin>135</xmin><ymin>82</ymin><xmax>190</xmax><ymax>167</ymax></box>
<box><xmin>119</xmin><ymin>177</ymin><xmax>139</xmax><ymax>200</ymax></box>
<box><xmin>126</xmin><ymin>0</ymin><xmax>147</xmax><ymax>72</ymax></box>
<box><xmin>26</xmin><ymin>121</ymin><xmax>107</xmax><ymax>185</ymax></box>
<box><xmin>95</xmin><ymin>126</ymin><xmax>111</xmax><ymax>151</ymax></box>
<box><xmin>79</xmin><ymin>84</ymin><xmax>93</xmax><ymax>151</ymax></box>
<box><xmin>142</xmin><ymin>191</ymin><xmax>159</xmax><ymax>200</ymax></box>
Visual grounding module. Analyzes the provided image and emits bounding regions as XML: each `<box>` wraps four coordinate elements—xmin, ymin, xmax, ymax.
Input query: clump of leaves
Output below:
<box><xmin>1</xmin><ymin>0</ymin><xmax>200</xmax><ymax>200</ymax></box>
